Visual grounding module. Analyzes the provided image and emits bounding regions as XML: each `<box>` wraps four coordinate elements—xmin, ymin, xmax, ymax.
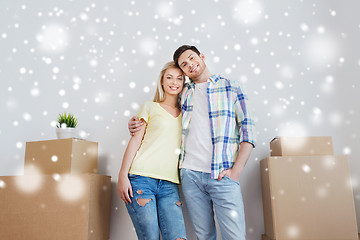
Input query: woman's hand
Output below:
<box><xmin>117</xmin><ymin>175</ymin><xmax>133</xmax><ymax>204</ymax></box>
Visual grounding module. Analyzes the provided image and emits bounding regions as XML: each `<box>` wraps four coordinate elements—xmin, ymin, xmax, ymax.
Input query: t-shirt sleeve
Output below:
<box><xmin>136</xmin><ymin>102</ymin><xmax>151</xmax><ymax>124</ymax></box>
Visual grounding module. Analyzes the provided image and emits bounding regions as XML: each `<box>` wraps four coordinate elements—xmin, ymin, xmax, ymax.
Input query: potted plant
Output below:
<box><xmin>56</xmin><ymin>112</ymin><xmax>79</xmax><ymax>139</ymax></box>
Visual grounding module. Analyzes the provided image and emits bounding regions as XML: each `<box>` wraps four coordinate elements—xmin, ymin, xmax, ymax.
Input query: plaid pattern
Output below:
<box><xmin>180</xmin><ymin>74</ymin><xmax>256</xmax><ymax>179</ymax></box>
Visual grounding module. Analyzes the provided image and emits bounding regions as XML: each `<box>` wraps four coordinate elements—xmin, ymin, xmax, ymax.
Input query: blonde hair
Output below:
<box><xmin>153</xmin><ymin>61</ymin><xmax>184</xmax><ymax>102</ymax></box>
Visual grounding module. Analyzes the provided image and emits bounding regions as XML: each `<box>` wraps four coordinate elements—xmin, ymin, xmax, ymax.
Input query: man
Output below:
<box><xmin>129</xmin><ymin>45</ymin><xmax>256</xmax><ymax>240</ymax></box>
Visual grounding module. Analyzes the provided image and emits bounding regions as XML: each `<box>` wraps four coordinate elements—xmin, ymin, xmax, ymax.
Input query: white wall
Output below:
<box><xmin>1</xmin><ymin>0</ymin><xmax>359</xmax><ymax>239</ymax></box>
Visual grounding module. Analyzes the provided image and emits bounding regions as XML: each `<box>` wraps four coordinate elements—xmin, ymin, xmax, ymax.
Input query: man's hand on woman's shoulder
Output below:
<box><xmin>128</xmin><ymin>116</ymin><xmax>145</xmax><ymax>136</ymax></box>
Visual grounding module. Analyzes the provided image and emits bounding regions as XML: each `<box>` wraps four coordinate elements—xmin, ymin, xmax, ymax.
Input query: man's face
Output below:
<box><xmin>177</xmin><ymin>49</ymin><xmax>206</xmax><ymax>81</ymax></box>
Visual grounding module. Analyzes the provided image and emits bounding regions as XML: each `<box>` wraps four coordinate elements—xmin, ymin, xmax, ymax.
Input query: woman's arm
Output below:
<box><xmin>117</xmin><ymin>121</ymin><xmax>146</xmax><ymax>204</ymax></box>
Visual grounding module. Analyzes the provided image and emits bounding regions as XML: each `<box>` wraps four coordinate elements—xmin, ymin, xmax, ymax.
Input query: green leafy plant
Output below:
<box><xmin>56</xmin><ymin>112</ymin><xmax>79</xmax><ymax>128</ymax></box>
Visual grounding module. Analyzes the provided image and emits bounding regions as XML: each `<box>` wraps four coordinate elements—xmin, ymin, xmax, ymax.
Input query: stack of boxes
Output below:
<box><xmin>261</xmin><ymin>136</ymin><xmax>358</xmax><ymax>240</ymax></box>
<box><xmin>0</xmin><ymin>138</ymin><xmax>112</xmax><ymax>240</ymax></box>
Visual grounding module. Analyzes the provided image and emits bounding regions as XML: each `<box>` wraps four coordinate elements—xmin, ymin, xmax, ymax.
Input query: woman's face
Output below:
<box><xmin>162</xmin><ymin>67</ymin><xmax>184</xmax><ymax>96</ymax></box>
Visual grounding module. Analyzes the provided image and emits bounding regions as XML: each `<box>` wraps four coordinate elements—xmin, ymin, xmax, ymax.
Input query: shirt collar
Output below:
<box><xmin>188</xmin><ymin>74</ymin><xmax>219</xmax><ymax>88</ymax></box>
<box><xmin>208</xmin><ymin>74</ymin><xmax>219</xmax><ymax>83</ymax></box>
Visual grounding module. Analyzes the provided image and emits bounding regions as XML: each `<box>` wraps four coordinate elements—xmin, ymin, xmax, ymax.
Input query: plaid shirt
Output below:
<box><xmin>179</xmin><ymin>74</ymin><xmax>256</xmax><ymax>179</ymax></box>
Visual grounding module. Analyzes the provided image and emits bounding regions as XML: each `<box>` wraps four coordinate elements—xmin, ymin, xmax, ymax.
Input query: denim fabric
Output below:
<box><xmin>180</xmin><ymin>168</ymin><xmax>246</xmax><ymax>240</ymax></box>
<box><xmin>125</xmin><ymin>174</ymin><xmax>186</xmax><ymax>240</ymax></box>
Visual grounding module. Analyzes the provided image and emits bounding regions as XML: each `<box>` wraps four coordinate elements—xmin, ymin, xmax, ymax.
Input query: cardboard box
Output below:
<box><xmin>270</xmin><ymin>136</ymin><xmax>334</xmax><ymax>156</ymax></box>
<box><xmin>262</xmin><ymin>233</ymin><xmax>360</xmax><ymax>240</ymax></box>
<box><xmin>260</xmin><ymin>155</ymin><xmax>358</xmax><ymax>240</ymax></box>
<box><xmin>0</xmin><ymin>174</ymin><xmax>111</xmax><ymax>240</ymax></box>
<box><xmin>25</xmin><ymin>138</ymin><xmax>98</xmax><ymax>174</ymax></box>
<box><xmin>262</xmin><ymin>234</ymin><xmax>271</xmax><ymax>240</ymax></box>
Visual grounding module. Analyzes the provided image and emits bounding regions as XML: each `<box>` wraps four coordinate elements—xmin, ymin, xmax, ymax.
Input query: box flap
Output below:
<box><xmin>270</xmin><ymin>136</ymin><xmax>334</xmax><ymax>156</ymax></box>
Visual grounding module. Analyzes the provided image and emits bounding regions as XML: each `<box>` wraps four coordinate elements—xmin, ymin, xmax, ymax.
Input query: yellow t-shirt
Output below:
<box><xmin>128</xmin><ymin>101</ymin><xmax>182</xmax><ymax>184</ymax></box>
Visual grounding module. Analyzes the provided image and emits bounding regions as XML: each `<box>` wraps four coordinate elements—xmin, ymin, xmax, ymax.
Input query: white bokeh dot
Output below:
<box><xmin>15</xmin><ymin>166</ymin><xmax>43</xmax><ymax>194</ymax></box>
<box><xmin>143</xmin><ymin>86</ymin><xmax>150</xmax><ymax>93</ymax></box>
<box><xmin>313</xmin><ymin>107</ymin><xmax>322</xmax><ymax>116</ymax></box>
<box><xmin>317</xmin><ymin>26</ymin><xmax>326</xmax><ymax>34</ymax></box>
<box><xmin>50</xmin><ymin>121</ymin><xmax>57</xmax><ymax>127</ymax></box>
<box><xmin>343</xmin><ymin>147</ymin><xmax>351</xmax><ymax>155</ymax></box>
<box><xmin>230</xmin><ymin>210</ymin><xmax>238</xmax><ymax>218</ymax></box>
<box><xmin>233</xmin><ymin>0</ymin><xmax>264</xmax><ymax>25</ymax></box>
<box><xmin>19</xmin><ymin>68</ymin><xmax>27</xmax><ymax>74</ymax></box>
<box><xmin>124</xmin><ymin>110</ymin><xmax>131</xmax><ymax>117</ymax></box>
<box><xmin>53</xmin><ymin>67</ymin><xmax>60</xmax><ymax>74</ymax></box>
<box><xmin>287</xmin><ymin>225</ymin><xmax>300</xmax><ymax>238</ymax></box>
<box><xmin>62</xmin><ymin>102</ymin><xmax>69</xmax><ymax>109</ymax></box>
<box><xmin>275</xmin><ymin>81</ymin><xmax>284</xmax><ymax>89</ymax></box>
<box><xmin>251</xmin><ymin>37</ymin><xmax>259</xmax><ymax>45</ymax></box>
<box><xmin>129</xmin><ymin>82</ymin><xmax>136</xmax><ymax>88</ymax></box>
<box><xmin>53</xmin><ymin>173</ymin><xmax>61</xmax><ymax>181</ymax></box>
<box><xmin>59</xmin><ymin>89</ymin><xmax>66</xmax><ymax>96</ymax></box>
<box><xmin>30</xmin><ymin>88</ymin><xmax>40</xmax><ymax>97</ymax></box>
<box><xmin>175</xmin><ymin>148</ymin><xmax>181</xmax><ymax>155</ymax></box>
<box><xmin>23</xmin><ymin>113</ymin><xmax>32</xmax><ymax>121</ymax></box>
<box><xmin>147</xmin><ymin>60</ymin><xmax>155</xmax><ymax>68</ymax></box>
<box><xmin>302</xmin><ymin>164</ymin><xmax>311</xmax><ymax>173</ymax></box>
<box><xmin>131</xmin><ymin>102</ymin><xmax>139</xmax><ymax>110</ymax></box>
<box><xmin>57</xmin><ymin>175</ymin><xmax>85</xmax><ymax>202</ymax></box>
<box><xmin>51</xmin><ymin>155</ymin><xmax>58</xmax><ymax>162</ymax></box>
<box><xmin>16</xmin><ymin>142</ymin><xmax>23</xmax><ymax>149</ymax></box>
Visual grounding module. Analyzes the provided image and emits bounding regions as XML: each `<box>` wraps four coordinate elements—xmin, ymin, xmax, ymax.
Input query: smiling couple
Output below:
<box><xmin>117</xmin><ymin>45</ymin><xmax>256</xmax><ymax>240</ymax></box>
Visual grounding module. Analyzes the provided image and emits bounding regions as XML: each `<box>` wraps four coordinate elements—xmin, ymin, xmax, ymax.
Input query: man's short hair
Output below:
<box><xmin>173</xmin><ymin>45</ymin><xmax>201</xmax><ymax>68</ymax></box>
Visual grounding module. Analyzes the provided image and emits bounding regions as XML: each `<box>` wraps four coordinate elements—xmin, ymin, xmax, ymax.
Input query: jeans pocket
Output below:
<box><xmin>223</xmin><ymin>175</ymin><xmax>240</xmax><ymax>185</ymax></box>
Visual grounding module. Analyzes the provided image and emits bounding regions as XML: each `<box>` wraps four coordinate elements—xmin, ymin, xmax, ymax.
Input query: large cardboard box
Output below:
<box><xmin>0</xmin><ymin>174</ymin><xmax>111</xmax><ymax>240</ymax></box>
<box><xmin>260</xmin><ymin>155</ymin><xmax>358</xmax><ymax>240</ymax></box>
<box><xmin>262</xmin><ymin>234</ymin><xmax>271</xmax><ymax>240</ymax></box>
<box><xmin>25</xmin><ymin>138</ymin><xmax>98</xmax><ymax>174</ymax></box>
<box><xmin>270</xmin><ymin>136</ymin><xmax>333</xmax><ymax>156</ymax></box>
<box><xmin>262</xmin><ymin>233</ymin><xmax>360</xmax><ymax>240</ymax></box>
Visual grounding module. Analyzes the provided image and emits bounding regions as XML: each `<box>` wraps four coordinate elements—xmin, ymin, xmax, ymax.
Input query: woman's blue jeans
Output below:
<box><xmin>125</xmin><ymin>174</ymin><xmax>187</xmax><ymax>240</ymax></box>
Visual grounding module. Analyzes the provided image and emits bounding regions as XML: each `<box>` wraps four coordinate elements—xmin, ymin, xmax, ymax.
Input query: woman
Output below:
<box><xmin>117</xmin><ymin>61</ymin><xmax>186</xmax><ymax>240</ymax></box>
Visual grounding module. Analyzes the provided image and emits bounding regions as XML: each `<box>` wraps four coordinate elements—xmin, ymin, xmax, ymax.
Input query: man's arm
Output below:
<box><xmin>218</xmin><ymin>81</ymin><xmax>256</xmax><ymax>181</ymax></box>
<box><xmin>217</xmin><ymin>142</ymin><xmax>253</xmax><ymax>181</ymax></box>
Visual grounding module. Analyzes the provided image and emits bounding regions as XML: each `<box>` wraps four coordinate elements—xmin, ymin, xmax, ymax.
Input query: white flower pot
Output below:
<box><xmin>56</xmin><ymin>128</ymin><xmax>76</xmax><ymax>139</ymax></box>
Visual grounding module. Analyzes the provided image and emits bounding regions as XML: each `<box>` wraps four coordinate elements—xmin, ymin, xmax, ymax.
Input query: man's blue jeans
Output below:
<box><xmin>180</xmin><ymin>168</ymin><xmax>246</xmax><ymax>240</ymax></box>
<box><xmin>125</xmin><ymin>174</ymin><xmax>187</xmax><ymax>240</ymax></box>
